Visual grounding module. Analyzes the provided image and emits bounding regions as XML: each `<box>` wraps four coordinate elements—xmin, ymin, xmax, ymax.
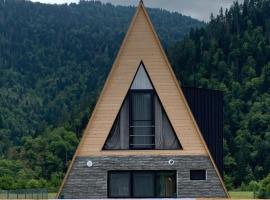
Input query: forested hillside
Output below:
<box><xmin>0</xmin><ymin>0</ymin><xmax>204</xmax><ymax>190</ymax></box>
<box><xmin>168</xmin><ymin>0</ymin><xmax>270</xmax><ymax>195</ymax></box>
<box><xmin>2</xmin><ymin>0</ymin><xmax>270</xmax><ymax>195</ymax></box>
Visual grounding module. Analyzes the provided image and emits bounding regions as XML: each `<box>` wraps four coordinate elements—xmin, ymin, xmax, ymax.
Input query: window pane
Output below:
<box><xmin>133</xmin><ymin>172</ymin><xmax>155</xmax><ymax>197</ymax></box>
<box><xmin>132</xmin><ymin>134</ymin><xmax>153</xmax><ymax>145</ymax></box>
<box><xmin>109</xmin><ymin>172</ymin><xmax>130</xmax><ymax>197</ymax></box>
<box><xmin>156</xmin><ymin>171</ymin><xmax>176</xmax><ymax>197</ymax></box>
<box><xmin>132</xmin><ymin>121</ymin><xmax>153</xmax><ymax>135</ymax></box>
<box><xmin>130</xmin><ymin>92</ymin><xmax>154</xmax><ymax>149</ymax></box>
<box><xmin>132</xmin><ymin>121</ymin><xmax>152</xmax><ymax>133</ymax></box>
<box><xmin>190</xmin><ymin>170</ymin><xmax>206</xmax><ymax>180</ymax></box>
<box><xmin>131</xmin><ymin>121</ymin><xmax>154</xmax><ymax>148</ymax></box>
<box><xmin>131</xmin><ymin>93</ymin><xmax>152</xmax><ymax>121</ymax></box>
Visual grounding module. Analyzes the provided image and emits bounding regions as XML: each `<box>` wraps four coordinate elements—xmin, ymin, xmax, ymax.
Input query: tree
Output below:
<box><xmin>168</xmin><ymin>0</ymin><xmax>270</xmax><ymax>188</ymax></box>
<box><xmin>0</xmin><ymin>0</ymin><xmax>204</xmax><ymax>190</ymax></box>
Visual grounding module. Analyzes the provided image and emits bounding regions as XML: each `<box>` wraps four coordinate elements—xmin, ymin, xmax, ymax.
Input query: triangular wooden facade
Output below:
<box><xmin>58</xmin><ymin>2</ymin><xmax>229</xmax><ymax>197</ymax></box>
<box><xmin>103</xmin><ymin>62</ymin><xmax>182</xmax><ymax>150</ymax></box>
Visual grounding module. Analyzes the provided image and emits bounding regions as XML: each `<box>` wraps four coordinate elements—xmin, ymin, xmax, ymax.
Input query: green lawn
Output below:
<box><xmin>229</xmin><ymin>191</ymin><xmax>254</xmax><ymax>199</ymax></box>
<box><xmin>0</xmin><ymin>192</ymin><xmax>57</xmax><ymax>199</ymax></box>
<box><xmin>1</xmin><ymin>191</ymin><xmax>257</xmax><ymax>199</ymax></box>
<box><xmin>0</xmin><ymin>191</ymin><xmax>257</xmax><ymax>199</ymax></box>
<box><xmin>49</xmin><ymin>193</ymin><xmax>57</xmax><ymax>198</ymax></box>
<box><xmin>51</xmin><ymin>191</ymin><xmax>255</xmax><ymax>199</ymax></box>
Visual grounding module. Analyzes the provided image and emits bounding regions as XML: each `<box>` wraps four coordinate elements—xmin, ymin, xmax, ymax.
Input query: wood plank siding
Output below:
<box><xmin>78</xmin><ymin>4</ymin><xmax>206</xmax><ymax>156</ymax></box>
<box><xmin>57</xmin><ymin>2</ymin><xmax>229</xmax><ymax>198</ymax></box>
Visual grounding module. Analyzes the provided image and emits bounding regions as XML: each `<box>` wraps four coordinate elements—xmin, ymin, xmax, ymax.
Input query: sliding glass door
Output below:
<box><xmin>108</xmin><ymin>171</ymin><xmax>177</xmax><ymax>198</ymax></box>
<box><xmin>108</xmin><ymin>172</ymin><xmax>130</xmax><ymax>198</ymax></box>
<box><xmin>156</xmin><ymin>171</ymin><xmax>176</xmax><ymax>197</ymax></box>
<box><xmin>133</xmin><ymin>172</ymin><xmax>155</xmax><ymax>197</ymax></box>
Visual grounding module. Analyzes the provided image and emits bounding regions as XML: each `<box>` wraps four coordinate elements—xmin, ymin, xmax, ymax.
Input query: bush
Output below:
<box><xmin>258</xmin><ymin>173</ymin><xmax>270</xmax><ymax>198</ymax></box>
<box><xmin>224</xmin><ymin>174</ymin><xmax>234</xmax><ymax>190</ymax></box>
<box><xmin>240</xmin><ymin>182</ymin><xmax>249</xmax><ymax>191</ymax></box>
<box><xmin>49</xmin><ymin>172</ymin><xmax>64</xmax><ymax>191</ymax></box>
<box><xmin>248</xmin><ymin>180</ymin><xmax>261</xmax><ymax>192</ymax></box>
<box><xmin>26</xmin><ymin>179</ymin><xmax>40</xmax><ymax>189</ymax></box>
<box><xmin>0</xmin><ymin>175</ymin><xmax>14</xmax><ymax>190</ymax></box>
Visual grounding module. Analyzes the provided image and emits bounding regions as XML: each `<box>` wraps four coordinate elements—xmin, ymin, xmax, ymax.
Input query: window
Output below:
<box><xmin>108</xmin><ymin>171</ymin><xmax>176</xmax><ymax>198</ymax></box>
<box><xmin>108</xmin><ymin>172</ymin><xmax>130</xmax><ymax>197</ymax></box>
<box><xmin>190</xmin><ymin>170</ymin><xmax>206</xmax><ymax>180</ymax></box>
<box><xmin>103</xmin><ymin>63</ymin><xmax>182</xmax><ymax>151</ymax></box>
<box><xmin>156</xmin><ymin>171</ymin><xmax>176</xmax><ymax>197</ymax></box>
<box><xmin>133</xmin><ymin>172</ymin><xmax>155</xmax><ymax>197</ymax></box>
<box><xmin>130</xmin><ymin>91</ymin><xmax>155</xmax><ymax>149</ymax></box>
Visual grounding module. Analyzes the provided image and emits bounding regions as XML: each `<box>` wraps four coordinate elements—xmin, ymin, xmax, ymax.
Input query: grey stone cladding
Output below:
<box><xmin>61</xmin><ymin>155</ymin><xmax>227</xmax><ymax>199</ymax></box>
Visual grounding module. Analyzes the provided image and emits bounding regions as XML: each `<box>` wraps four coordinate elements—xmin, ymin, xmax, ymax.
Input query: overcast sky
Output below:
<box><xmin>30</xmin><ymin>0</ymin><xmax>244</xmax><ymax>21</ymax></box>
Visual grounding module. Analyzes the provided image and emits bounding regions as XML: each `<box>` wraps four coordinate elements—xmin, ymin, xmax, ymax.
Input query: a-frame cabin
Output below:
<box><xmin>58</xmin><ymin>1</ymin><xmax>229</xmax><ymax>199</ymax></box>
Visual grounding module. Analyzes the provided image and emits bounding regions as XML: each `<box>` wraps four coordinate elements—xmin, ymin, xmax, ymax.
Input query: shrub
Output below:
<box><xmin>258</xmin><ymin>173</ymin><xmax>270</xmax><ymax>198</ymax></box>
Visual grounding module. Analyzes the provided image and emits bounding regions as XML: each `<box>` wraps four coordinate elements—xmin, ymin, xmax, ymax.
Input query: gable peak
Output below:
<box><xmin>130</xmin><ymin>63</ymin><xmax>153</xmax><ymax>90</ymax></box>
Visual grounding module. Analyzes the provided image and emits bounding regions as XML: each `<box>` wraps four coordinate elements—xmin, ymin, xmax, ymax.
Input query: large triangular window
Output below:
<box><xmin>103</xmin><ymin>63</ymin><xmax>181</xmax><ymax>150</ymax></box>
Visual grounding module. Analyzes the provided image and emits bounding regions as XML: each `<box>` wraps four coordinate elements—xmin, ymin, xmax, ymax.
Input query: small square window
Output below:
<box><xmin>190</xmin><ymin>170</ymin><xmax>206</xmax><ymax>180</ymax></box>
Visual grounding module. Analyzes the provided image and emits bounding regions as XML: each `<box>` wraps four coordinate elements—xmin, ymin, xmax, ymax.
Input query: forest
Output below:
<box><xmin>168</xmin><ymin>0</ymin><xmax>270</xmax><ymax>196</ymax></box>
<box><xmin>1</xmin><ymin>0</ymin><xmax>270</xmax><ymax>196</ymax></box>
<box><xmin>0</xmin><ymin>0</ymin><xmax>203</xmax><ymax>191</ymax></box>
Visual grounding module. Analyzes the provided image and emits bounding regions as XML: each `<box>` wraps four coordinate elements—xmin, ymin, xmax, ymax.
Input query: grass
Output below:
<box><xmin>49</xmin><ymin>191</ymin><xmax>256</xmax><ymax>199</ymax></box>
<box><xmin>0</xmin><ymin>192</ymin><xmax>57</xmax><ymax>199</ymax></box>
<box><xmin>1</xmin><ymin>191</ymin><xmax>257</xmax><ymax>199</ymax></box>
<box><xmin>49</xmin><ymin>192</ymin><xmax>57</xmax><ymax>198</ymax></box>
<box><xmin>229</xmin><ymin>191</ymin><xmax>255</xmax><ymax>199</ymax></box>
<box><xmin>50</xmin><ymin>192</ymin><xmax>256</xmax><ymax>199</ymax></box>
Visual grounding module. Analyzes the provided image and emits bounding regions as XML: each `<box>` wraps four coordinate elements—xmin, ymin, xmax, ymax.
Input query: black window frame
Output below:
<box><xmin>129</xmin><ymin>89</ymin><xmax>155</xmax><ymax>150</ymax></box>
<box><xmin>108</xmin><ymin>170</ymin><xmax>177</xmax><ymax>198</ymax></box>
<box><xmin>190</xmin><ymin>169</ymin><xmax>207</xmax><ymax>180</ymax></box>
<box><xmin>102</xmin><ymin>61</ymin><xmax>183</xmax><ymax>151</ymax></box>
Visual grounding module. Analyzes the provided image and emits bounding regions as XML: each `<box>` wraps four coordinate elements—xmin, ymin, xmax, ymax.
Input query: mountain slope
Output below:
<box><xmin>0</xmin><ymin>0</ymin><xmax>204</xmax><ymax>190</ymax></box>
<box><xmin>168</xmin><ymin>0</ymin><xmax>270</xmax><ymax>191</ymax></box>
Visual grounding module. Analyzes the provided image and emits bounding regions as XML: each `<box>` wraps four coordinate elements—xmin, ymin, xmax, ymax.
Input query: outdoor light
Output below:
<box><xmin>168</xmin><ymin>159</ymin><xmax>175</xmax><ymax>165</ymax></box>
<box><xmin>86</xmin><ymin>160</ymin><xmax>93</xmax><ymax>168</ymax></box>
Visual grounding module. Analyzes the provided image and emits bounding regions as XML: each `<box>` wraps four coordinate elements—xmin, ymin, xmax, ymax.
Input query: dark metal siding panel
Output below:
<box><xmin>181</xmin><ymin>87</ymin><xmax>224</xmax><ymax>178</ymax></box>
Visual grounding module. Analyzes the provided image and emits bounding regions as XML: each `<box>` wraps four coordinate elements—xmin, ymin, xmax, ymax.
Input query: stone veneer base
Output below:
<box><xmin>61</xmin><ymin>155</ymin><xmax>227</xmax><ymax>199</ymax></box>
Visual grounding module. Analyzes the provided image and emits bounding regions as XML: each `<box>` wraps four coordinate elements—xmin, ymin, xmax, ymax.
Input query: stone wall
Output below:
<box><xmin>60</xmin><ymin>155</ymin><xmax>227</xmax><ymax>198</ymax></box>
